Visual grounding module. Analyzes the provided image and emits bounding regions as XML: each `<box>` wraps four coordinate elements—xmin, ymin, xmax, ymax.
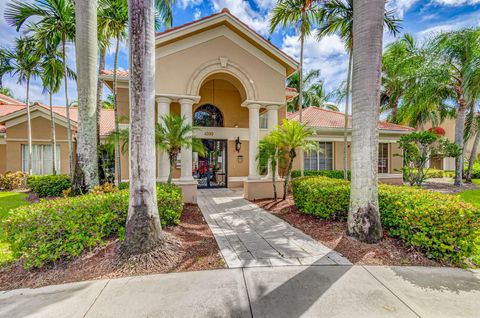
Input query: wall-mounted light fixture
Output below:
<box><xmin>235</xmin><ymin>137</ymin><xmax>242</xmax><ymax>152</ymax></box>
<box><xmin>237</xmin><ymin>155</ymin><xmax>244</xmax><ymax>163</ymax></box>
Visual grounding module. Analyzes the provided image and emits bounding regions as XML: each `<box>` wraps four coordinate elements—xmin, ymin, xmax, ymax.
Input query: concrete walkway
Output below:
<box><xmin>1</xmin><ymin>266</ymin><xmax>479</xmax><ymax>318</ymax></box>
<box><xmin>198</xmin><ymin>188</ymin><xmax>350</xmax><ymax>268</ymax></box>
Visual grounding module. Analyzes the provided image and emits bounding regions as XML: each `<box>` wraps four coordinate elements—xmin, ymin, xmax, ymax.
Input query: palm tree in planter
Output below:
<box><xmin>317</xmin><ymin>0</ymin><xmax>401</xmax><ymax>181</ymax></box>
<box><xmin>107</xmin><ymin>114</ymin><xmax>205</xmax><ymax>184</ymax></box>
<box><xmin>9</xmin><ymin>37</ymin><xmax>41</xmax><ymax>175</ymax></box>
<box><xmin>258</xmin><ymin>132</ymin><xmax>285</xmax><ymax>201</ymax></box>
<box><xmin>276</xmin><ymin>120</ymin><xmax>316</xmax><ymax>200</ymax></box>
<box><xmin>6</xmin><ymin>0</ymin><xmax>76</xmax><ymax>178</ymax></box>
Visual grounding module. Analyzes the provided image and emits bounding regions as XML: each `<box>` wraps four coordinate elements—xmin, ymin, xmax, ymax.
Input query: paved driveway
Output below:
<box><xmin>198</xmin><ymin>188</ymin><xmax>350</xmax><ymax>268</ymax></box>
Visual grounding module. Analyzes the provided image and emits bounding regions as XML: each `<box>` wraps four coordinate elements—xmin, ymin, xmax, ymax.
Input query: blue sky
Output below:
<box><xmin>1</xmin><ymin>0</ymin><xmax>480</xmax><ymax>110</ymax></box>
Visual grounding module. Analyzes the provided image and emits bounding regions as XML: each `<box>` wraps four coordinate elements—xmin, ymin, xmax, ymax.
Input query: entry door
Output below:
<box><xmin>193</xmin><ymin>139</ymin><xmax>227</xmax><ymax>188</ymax></box>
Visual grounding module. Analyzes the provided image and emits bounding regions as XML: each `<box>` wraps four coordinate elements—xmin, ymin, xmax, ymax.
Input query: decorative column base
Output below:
<box><xmin>244</xmin><ymin>179</ymin><xmax>285</xmax><ymax>200</ymax></box>
<box><xmin>174</xmin><ymin>179</ymin><xmax>198</xmax><ymax>204</ymax></box>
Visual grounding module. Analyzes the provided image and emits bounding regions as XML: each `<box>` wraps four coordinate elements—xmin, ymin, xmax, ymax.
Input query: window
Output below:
<box><xmin>378</xmin><ymin>143</ymin><xmax>389</xmax><ymax>173</ymax></box>
<box><xmin>193</xmin><ymin>104</ymin><xmax>224</xmax><ymax>127</ymax></box>
<box><xmin>22</xmin><ymin>144</ymin><xmax>61</xmax><ymax>175</ymax></box>
<box><xmin>259</xmin><ymin>112</ymin><xmax>268</xmax><ymax>129</ymax></box>
<box><xmin>304</xmin><ymin>142</ymin><xmax>333</xmax><ymax>170</ymax></box>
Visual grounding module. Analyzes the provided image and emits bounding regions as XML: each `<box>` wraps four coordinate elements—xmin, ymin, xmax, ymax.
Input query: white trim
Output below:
<box><xmin>7</xmin><ymin>138</ymin><xmax>70</xmax><ymax>142</ymax></box>
<box><xmin>193</xmin><ymin>127</ymin><xmax>269</xmax><ymax>140</ymax></box>
<box><xmin>1</xmin><ymin>105</ymin><xmax>75</xmax><ymax>130</ymax></box>
<box><xmin>0</xmin><ymin>134</ymin><xmax>5</xmax><ymax>145</ymax></box>
<box><xmin>156</xmin><ymin>26</ymin><xmax>287</xmax><ymax>76</ymax></box>
<box><xmin>309</xmin><ymin>127</ymin><xmax>412</xmax><ymax>135</ymax></box>
<box><xmin>155</xmin><ymin>12</ymin><xmax>298</xmax><ymax>72</ymax></box>
<box><xmin>156</xmin><ymin>94</ymin><xmax>201</xmax><ymax>103</ymax></box>
<box><xmin>308</xmin><ymin>136</ymin><xmax>400</xmax><ymax>143</ymax></box>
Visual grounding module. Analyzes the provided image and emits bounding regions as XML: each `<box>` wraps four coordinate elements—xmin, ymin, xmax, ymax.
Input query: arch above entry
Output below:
<box><xmin>187</xmin><ymin>57</ymin><xmax>258</xmax><ymax>101</ymax></box>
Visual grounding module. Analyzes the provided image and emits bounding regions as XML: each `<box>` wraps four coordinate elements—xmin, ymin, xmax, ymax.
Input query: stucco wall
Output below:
<box><xmin>0</xmin><ymin>144</ymin><xmax>6</xmax><ymax>174</ymax></box>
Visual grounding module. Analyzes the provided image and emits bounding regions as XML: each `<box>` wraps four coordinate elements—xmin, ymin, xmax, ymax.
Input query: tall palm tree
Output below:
<box><xmin>347</xmin><ymin>0</ymin><xmax>385</xmax><ymax>243</ymax></box>
<box><xmin>465</xmin><ymin>106</ymin><xmax>480</xmax><ymax>183</ymax></box>
<box><xmin>37</xmin><ymin>35</ymin><xmax>75</xmax><ymax>175</ymax></box>
<box><xmin>317</xmin><ymin>0</ymin><xmax>401</xmax><ymax>180</ymax></box>
<box><xmin>258</xmin><ymin>132</ymin><xmax>285</xmax><ymax>201</ymax></box>
<box><xmin>276</xmin><ymin>119</ymin><xmax>316</xmax><ymax>200</ymax></box>
<box><xmin>73</xmin><ymin>0</ymin><xmax>99</xmax><ymax>192</ymax></box>
<box><xmin>0</xmin><ymin>47</ymin><xmax>13</xmax><ymax>89</ymax></box>
<box><xmin>6</xmin><ymin>0</ymin><xmax>76</xmax><ymax>178</ymax></box>
<box><xmin>286</xmin><ymin>69</ymin><xmax>338</xmax><ymax>111</ymax></box>
<box><xmin>8</xmin><ymin>37</ymin><xmax>41</xmax><ymax>175</ymax></box>
<box><xmin>98</xmin><ymin>0</ymin><xmax>128</xmax><ymax>184</ymax></box>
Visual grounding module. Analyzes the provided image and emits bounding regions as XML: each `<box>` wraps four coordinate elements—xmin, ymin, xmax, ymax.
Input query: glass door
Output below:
<box><xmin>193</xmin><ymin>139</ymin><xmax>227</xmax><ymax>188</ymax></box>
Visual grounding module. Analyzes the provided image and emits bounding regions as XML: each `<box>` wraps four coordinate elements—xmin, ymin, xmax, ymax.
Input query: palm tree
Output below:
<box><xmin>0</xmin><ymin>47</ymin><xmax>13</xmax><ymax>89</ymax></box>
<box><xmin>6</xmin><ymin>0</ymin><xmax>76</xmax><ymax>178</ymax></box>
<box><xmin>37</xmin><ymin>36</ymin><xmax>75</xmax><ymax>175</ymax></box>
<box><xmin>427</xmin><ymin>29</ymin><xmax>480</xmax><ymax>186</ymax></box>
<box><xmin>258</xmin><ymin>132</ymin><xmax>285</xmax><ymax>201</ymax></box>
<box><xmin>276</xmin><ymin>119</ymin><xmax>316</xmax><ymax>200</ymax></box>
<box><xmin>270</xmin><ymin>0</ymin><xmax>321</xmax><ymax>124</ymax></box>
<box><xmin>0</xmin><ymin>87</ymin><xmax>14</xmax><ymax>97</ymax></box>
<box><xmin>317</xmin><ymin>0</ymin><xmax>401</xmax><ymax>180</ymax></box>
<box><xmin>72</xmin><ymin>0</ymin><xmax>99</xmax><ymax>192</ymax></box>
<box><xmin>8</xmin><ymin>37</ymin><xmax>41</xmax><ymax>175</ymax></box>
<box><xmin>286</xmin><ymin>69</ymin><xmax>338</xmax><ymax>111</ymax></box>
<box><xmin>98</xmin><ymin>0</ymin><xmax>128</xmax><ymax>184</ymax></box>
<box><xmin>124</xmin><ymin>0</ymin><xmax>162</xmax><ymax>254</ymax></box>
<box><xmin>347</xmin><ymin>0</ymin><xmax>385</xmax><ymax>243</ymax></box>
<box><xmin>465</xmin><ymin>109</ymin><xmax>480</xmax><ymax>183</ymax></box>
<box><xmin>107</xmin><ymin>114</ymin><xmax>205</xmax><ymax>184</ymax></box>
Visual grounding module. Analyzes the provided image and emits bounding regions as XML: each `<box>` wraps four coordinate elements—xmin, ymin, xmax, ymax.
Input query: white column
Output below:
<box><xmin>265</xmin><ymin>105</ymin><xmax>280</xmax><ymax>179</ymax></box>
<box><xmin>179</xmin><ymin>98</ymin><xmax>195</xmax><ymax>181</ymax></box>
<box><xmin>247</xmin><ymin>103</ymin><xmax>261</xmax><ymax>180</ymax></box>
<box><xmin>156</xmin><ymin>97</ymin><xmax>171</xmax><ymax>181</ymax></box>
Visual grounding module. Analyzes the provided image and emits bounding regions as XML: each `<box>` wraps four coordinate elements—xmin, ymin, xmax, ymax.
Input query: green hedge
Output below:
<box><xmin>291</xmin><ymin>170</ymin><xmax>350</xmax><ymax>180</ymax></box>
<box><xmin>2</xmin><ymin>184</ymin><xmax>183</xmax><ymax>268</ymax></box>
<box><xmin>418</xmin><ymin>169</ymin><xmax>455</xmax><ymax>179</ymax></box>
<box><xmin>27</xmin><ymin>174</ymin><xmax>72</xmax><ymax>197</ymax></box>
<box><xmin>292</xmin><ymin>177</ymin><xmax>480</xmax><ymax>263</ymax></box>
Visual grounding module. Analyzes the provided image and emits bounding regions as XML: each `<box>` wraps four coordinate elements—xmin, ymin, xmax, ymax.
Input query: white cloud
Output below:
<box><xmin>178</xmin><ymin>0</ymin><xmax>203</xmax><ymax>9</ymax></box>
<box><xmin>388</xmin><ymin>0</ymin><xmax>420</xmax><ymax>18</ymax></box>
<box><xmin>194</xmin><ymin>8</ymin><xmax>202</xmax><ymax>20</ymax></box>
<box><xmin>417</xmin><ymin>11</ymin><xmax>480</xmax><ymax>37</ymax></box>
<box><xmin>211</xmin><ymin>0</ymin><xmax>272</xmax><ymax>35</ymax></box>
<box><xmin>432</xmin><ymin>0</ymin><xmax>480</xmax><ymax>5</ymax></box>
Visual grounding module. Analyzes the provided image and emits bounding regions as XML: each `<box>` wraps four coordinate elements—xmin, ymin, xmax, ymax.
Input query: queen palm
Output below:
<box><xmin>6</xmin><ymin>0</ymin><xmax>76</xmax><ymax>178</ymax></box>
<box><xmin>286</xmin><ymin>69</ymin><xmax>338</xmax><ymax>111</ymax></box>
<box><xmin>317</xmin><ymin>0</ymin><xmax>400</xmax><ymax>180</ymax></box>
<box><xmin>0</xmin><ymin>48</ymin><xmax>13</xmax><ymax>89</ymax></box>
<box><xmin>258</xmin><ymin>132</ymin><xmax>286</xmax><ymax>201</ymax></box>
<box><xmin>37</xmin><ymin>36</ymin><xmax>75</xmax><ymax>175</ymax></box>
<box><xmin>347</xmin><ymin>0</ymin><xmax>386</xmax><ymax>243</ymax></box>
<box><xmin>8</xmin><ymin>37</ymin><xmax>41</xmax><ymax>175</ymax></box>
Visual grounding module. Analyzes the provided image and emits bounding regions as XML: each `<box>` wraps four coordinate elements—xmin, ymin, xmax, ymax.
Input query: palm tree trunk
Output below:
<box><xmin>49</xmin><ymin>91</ymin><xmax>57</xmax><ymax>175</ymax></box>
<box><xmin>454</xmin><ymin>98</ymin><xmax>467</xmax><ymax>186</ymax></box>
<box><xmin>168</xmin><ymin>153</ymin><xmax>175</xmax><ymax>184</ymax></box>
<box><xmin>466</xmin><ymin>126</ymin><xmax>480</xmax><ymax>183</ymax></box>
<box><xmin>73</xmin><ymin>0</ymin><xmax>99</xmax><ymax>191</ymax></box>
<box><xmin>347</xmin><ymin>0</ymin><xmax>384</xmax><ymax>244</ymax></box>
<box><xmin>113</xmin><ymin>33</ymin><xmax>122</xmax><ymax>184</ymax></box>
<box><xmin>96</xmin><ymin>46</ymin><xmax>106</xmax><ymax>147</ymax></box>
<box><xmin>343</xmin><ymin>51</ymin><xmax>353</xmax><ymax>180</ymax></box>
<box><xmin>26</xmin><ymin>77</ymin><xmax>32</xmax><ymax>175</ymax></box>
<box><xmin>298</xmin><ymin>22</ymin><xmax>305</xmax><ymax>177</ymax></box>
<box><xmin>62</xmin><ymin>37</ymin><xmax>74</xmax><ymax>179</ymax></box>
<box><xmin>283</xmin><ymin>150</ymin><xmax>295</xmax><ymax>200</ymax></box>
<box><xmin>272</xmin><ymin>155</ymin><xmax>277</xmax><ymax>201</ymax></box>
<box><xmin>124</xmin><ymin>0</ymin><xmax>163</xmax><ymax>254</ymax></box>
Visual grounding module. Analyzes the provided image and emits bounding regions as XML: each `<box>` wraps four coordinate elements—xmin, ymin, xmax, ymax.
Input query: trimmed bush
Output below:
<box><xmin>3</xmin><ymin>183</ymin><xmax>183</xmax><ymax>268</ymax></box>
<box><xmin>291</xmin><ymin>170</ymin><xmax>350</xmax><ymax>180</ymax></box>
<box><xmin>420</xmin><ymin>168</ymin><xmax>455</xmax><ymax>179</ymax></box>
<box><xmin>27</xmin><ymin>175</ymin><xmax>72</xmax><ymax>197</ymax></box>
<box><xmin>292</xmin><ymin>176</ymin><xmax>480</xmax><ymax>263</ymax></box>
<box><xmin>0</xmin><ymin>171</ymin><xmax>28</xmax><ymax>190</ymax></box>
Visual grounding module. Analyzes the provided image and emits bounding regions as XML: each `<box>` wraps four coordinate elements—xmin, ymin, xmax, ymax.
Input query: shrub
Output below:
<box><xmin>468</xmin><ymin>161</ymin><xmax>480</xmax><ymax>179</ymax></box>
<box><xmin>91</xmin><ymin>182</ymin><xmax>118</xmax><ymax>195</ymax></box>
<box><xmin>2</xmin><ymin>183</ymin><xmax>184</xmax><ymax>268</ymax></box>
<box><xmin>0</xmin><ymin>171</ymin><xmax>28</xmax><ymax>190</ymax></box>
<box><xmin>291</xmin><ymin>170</ymin><xmax>350</xmax><ymax>180</ymax></box>
<box><xmin>292</xmin><ymin>176</ymin><xmax>480</xmax><ymax>263</ymax></box>
<box><xmin>27</xmin><ymin>175</ymin><xmax>71</xmax><ymax>197</ymax></box>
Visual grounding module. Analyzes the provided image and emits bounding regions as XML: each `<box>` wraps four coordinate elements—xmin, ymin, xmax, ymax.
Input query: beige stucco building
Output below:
<box><xmin>0</xmin><ymin>9</ymin><xmax>413</xmax><ymax>202</ymax></box>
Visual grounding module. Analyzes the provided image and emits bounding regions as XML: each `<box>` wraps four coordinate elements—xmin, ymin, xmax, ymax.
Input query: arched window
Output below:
<box><xmin>193</xmin><ymin>104</ymin><xmax>224</xmax><ymax>127</ymax></box>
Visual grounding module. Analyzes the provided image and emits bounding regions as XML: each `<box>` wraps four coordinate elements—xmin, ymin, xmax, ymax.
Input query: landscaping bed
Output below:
<box><xmin>255</xmin><ymin>197</ymin><xmax>443</xmax><ymax>267</ymax></box>
<box><xmin>0</xmin><ymin>203</ymin><xmax>224</xmax><ymax>291</ymax></box>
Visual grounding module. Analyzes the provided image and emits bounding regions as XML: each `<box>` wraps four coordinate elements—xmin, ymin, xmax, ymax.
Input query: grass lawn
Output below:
<box><xmin>0</xmin><ymin>192</ymin><xmax>29</xmax><ymax>266</ymax></box>
<box><xmin>458</xmin><ymin>179</ymin><xmax>480</xmax><ymax>208</ymax></box>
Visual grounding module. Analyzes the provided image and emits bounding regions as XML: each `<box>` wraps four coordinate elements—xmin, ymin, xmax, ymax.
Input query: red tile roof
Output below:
<box><xmin>287</xmin><ymin>106</ymin><xmax>415</xmax><ymax>132</ymax></box>
<box><xmin>0</xmin><ymin>103</ymin><xmax>115</xmax><ymax>136</ymax></box>
<box><xmin>99</xmin><ymin>69</ymin><xmax>129</xmax><ymax>77</ymax></box>
<box><xmin>0</xmin><ymin>94</ymin><xmax>24</xmax><ymax>105</ymax></box>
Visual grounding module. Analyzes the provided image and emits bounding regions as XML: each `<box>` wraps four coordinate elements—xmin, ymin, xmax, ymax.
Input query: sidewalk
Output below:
<box><xmin>198</xmin><ymin>188</ymin><xmax>350</xmax><ymax>267</ymax></box>
<box><xmin>1</xmin><ymin>265</ymin><xmax>479</xmax><ymax>317</ymax></box>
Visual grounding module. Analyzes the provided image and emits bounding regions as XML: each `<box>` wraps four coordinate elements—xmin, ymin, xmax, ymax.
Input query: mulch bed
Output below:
<box><xmin>422</xmin><ymin>179</ymin><xmax>478</xmax><ymax>194</ymax></box>
<box><xmin>254</xmin><ymin>197</ymin><xmax>447</xmax><ymax>267</ymax></box>
<box><xmin>0</xmin><ymin>204</ymin><xmax>224</xmax><ymax>291</ymax></box>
